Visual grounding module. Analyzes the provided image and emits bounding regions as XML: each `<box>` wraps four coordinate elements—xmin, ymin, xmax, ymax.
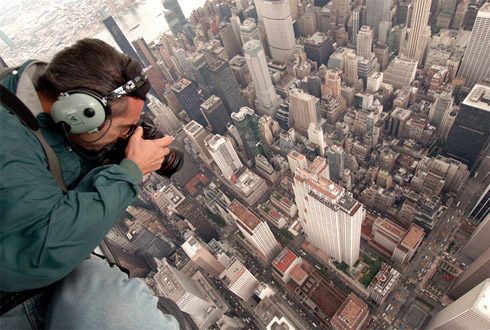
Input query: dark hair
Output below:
<box><xmin>37</xmin><ymin>38</ymin><xmax>132</xmax><ymax>116</ymax></box>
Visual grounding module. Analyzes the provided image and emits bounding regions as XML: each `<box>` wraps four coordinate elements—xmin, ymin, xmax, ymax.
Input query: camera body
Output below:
<box><xmin>106</xmin><ymin>114</ymin><xmax>183</xmax><ymax>178</ymax></box>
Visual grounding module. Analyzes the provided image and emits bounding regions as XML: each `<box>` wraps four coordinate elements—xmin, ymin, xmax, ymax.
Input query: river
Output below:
<box><xmin>95</xmin><ymin>0</ymin><xmax>207</xmax><ymax>46</ymax></box>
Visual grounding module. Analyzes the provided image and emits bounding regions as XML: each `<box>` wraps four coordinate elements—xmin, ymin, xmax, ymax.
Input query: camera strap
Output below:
<box><xmin>0</xmin><ymin>82</ymin><xmax>68</xmax><ymax>193</ymax></box>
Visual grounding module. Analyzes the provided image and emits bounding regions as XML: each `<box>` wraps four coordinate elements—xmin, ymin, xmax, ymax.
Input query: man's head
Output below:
<box><xmin>37</xmin><ymin>38</ymin><xmax>150</xmax><ymax>151</ymax></box>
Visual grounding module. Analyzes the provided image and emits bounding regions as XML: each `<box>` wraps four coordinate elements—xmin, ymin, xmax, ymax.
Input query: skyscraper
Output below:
<box><xmin>181</xmin><ymin>236</ymin><xmax>226</xmax><ymax>277</ymax></box>
<box><xmin>240</xmin><ymin>18</ymin><xmax>260</xmax><ymax>44</ymax></box>
<box><xmin>154</xmin><ymin>261</ymin><xmax>212</xmax><ymax>317</ymax></box>
<box><xmin>330</xmin><ymin>0</ymin><xmax>350</xmax><ymax>28</ymax></box>
<box><xmin>293</xmin><ymin>164</ymin><xmax>364</xmax><ymax>266</ymax></box>
<box><xmin>461</xmin><ymin>214</ymin><xmax>490</xmax><ymax>261</ymax></box>
<box><xmin>443</xmin><ymin>82</ymin><xmax>490</xmax><ymax>170</ymax></box>
<box><xmin>243</xmin><ymin>39</ymin><xmax>282</xmax><ymax>117</ymax></box>
<box><xmin>258</xmin><ymin>0</ymin><xmax>296</xmax><ymax>63</ymax></box>
<box><xmin>448</xmin><ymin>247</ymin><xmax>490</xmax><ymax>299</ymax></box>
<box><xmin>200</xmin><ymin>95</ymin><xmax>231</xmax><ymax>135</ymax></box>
<box><xmin>428</xmin><ymin>279</ymin><xmax>490</xmax><ymax>330</ymax></box>
<box><xmin>469</xmin><ymin>184</ymin><xmax>490</xmax><ymax>223</ymax></box>
<box><xmin>102</xmin><ymin>16</ymin><xmax>140</xmax><ymax>61</ymax></box>
<box><xmin>429</xmin><ymin>90</ymin><xmax>454</xmax><ymax>129</ymax></box>
<box><xmin>162</xmin><ymin>0</ymin><xmax>186</xmax><ymax>25</ymax></box>
<box><xmin>402</xmin><ymin>0</ymin><xmax>431</xmax><ymax>64</ymax></box>
<box><xmin>183</xmin><ymin>120</ymin><xmax>213</xmax><ymax>164</ymax></box>
<box><xmin>365</xmin><ymin>0</ymin><xmax>391</xmax><ymax>37</ymax></box>
<box><xmin>356</xmin><ymin>25</ymin><xmax>374</xmax><ymax>59</ymax></box>
<box><xmin>289</xmin><ymin>88</ymin><xmax>319</xmax><ymax>136</ymax></box>
<box><xmin>219</xmin><ymin>258</ymin><xmax>260</xmax><ymax>301</ymax></box>
<box><xmin>206</xmin><ymin>134</ymin><xmax>243</xmax><ymax>180</ymax></box>
<box><xmin>351</xmin><ymin>5</ymin><xmax>366</xmax><ymax>46</ymax></box>
<box><xmin>204</xmin><ymin>59</ymin><xmax>244</xmax><ymax>116</ymax></box>
<box><xmin>303</xmin><ymin>32</ymin><xmax>335</xmax><ymax>67</ymax></box>
<box><xmin>219</xmin><ymin>22</ymin><xmax>242</xmax><ymax>59</ymax></box>
<box><xmin>327</xmin><ymin>145</ymin><xmax>345</xmax><ymax>183</ymax></box>
<box><xmin>163</xmin><ymin>9</ymin><xmax>184</xmax><ymax>37</ymax></box>
<box><xmin>231</xmin><ymin>107</ymin><xmax>271</xmax><ymax>160</ymax></box>
<box><xmin>228</xmin><ymin>200</ymin><xmax>282</xmax><ymax>263</ymax></box>
<box><xmin>172</xmin><ymin>78</ymin><xmax>207</xmax><ymax>126</ymax></box>
<box><xmin>457</xmin><ymin>3</ymin><xmax>490</xmax><ymax>88</ymax></box>
<box><xmin>146</xmin><ymin>95</ymin><xmax>181</xmax><ymax>135</ymax></box>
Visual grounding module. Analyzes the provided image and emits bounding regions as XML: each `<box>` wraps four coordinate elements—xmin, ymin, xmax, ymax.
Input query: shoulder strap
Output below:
<box><xmin>0</xmin><ymin>84</ymin><xmax>68</xmax><ymax>193</ymax></box>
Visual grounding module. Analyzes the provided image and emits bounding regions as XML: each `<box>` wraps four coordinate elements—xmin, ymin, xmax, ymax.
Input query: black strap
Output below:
<box><xmin>0</xmin><ymin>84</ymin><xmax>68</xmax><ymax>193</ymax></box>
<box><xmin>0</xmin><ymin>287</ymin><xmax>49</xmax><ymax>316</ymax></box>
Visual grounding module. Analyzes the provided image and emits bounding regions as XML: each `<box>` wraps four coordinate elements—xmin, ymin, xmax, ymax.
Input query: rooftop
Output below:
<box><xmin>228</xmin><ymin>199</ymin><xmax>262</xmax><ymax>231</ymax></box>
<box><xmin>273</xmin><ymin>248</ymin><xmax>298</xmax><ymax>274</ymax></box>
<box><xmin>463</xmin><ymin>83</ymin><xmax>490</xmax><ymax>112</ymax></box>
<box><xmin>402</xmin><ymin>224</ymin><xmax>425</xmax><ymax>249</ymax></box>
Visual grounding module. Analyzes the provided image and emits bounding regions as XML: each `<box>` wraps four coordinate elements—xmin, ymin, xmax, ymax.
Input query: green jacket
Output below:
<box><xmin>0</xmin><ymin>61</ymin><xmax>143</xmax><ymax>292</ymax></box>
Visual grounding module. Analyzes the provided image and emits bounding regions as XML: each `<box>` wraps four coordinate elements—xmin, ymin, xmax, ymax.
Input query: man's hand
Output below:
<box><xmin>125</xmin><ymin>126</ymin><xmax>173</xmax><ymax>175</ymax></box>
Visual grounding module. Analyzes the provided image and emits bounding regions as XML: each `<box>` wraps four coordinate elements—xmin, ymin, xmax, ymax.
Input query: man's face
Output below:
<box><xmin>71</xmin><ymin>97</ymin><xmax>144</xmax><ymax>151</ymax></box>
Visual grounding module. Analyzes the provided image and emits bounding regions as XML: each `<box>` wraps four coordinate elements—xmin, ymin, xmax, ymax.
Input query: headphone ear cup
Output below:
<box><xmin>51</xmin><ymin>91</ymin><xmax>108</xmax><ymax>134</ymax></box>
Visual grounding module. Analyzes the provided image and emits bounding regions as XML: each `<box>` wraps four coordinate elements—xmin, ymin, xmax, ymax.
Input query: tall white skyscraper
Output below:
<box><xmin>228</xmin><ymin>199</ymin><xmax>282</xmax><ymax>263</ymax></box>
<box><xmin>257</xmin><ymin>0</ymin><xmax>296</xmax><ymax>63</ymax></box>
<box><xmin>219</xmin><ymin>258</ymin><xmax>260</xmax><ymax>301</ymax></box>
<box><xmin>356</xmin><ymin>25</ymin><xmax>374</xmax><ymax>59</ymax></box>
<box><xmin>146</xmin><ymin>94</ymin><xmax>181</xmax><ymax>135</ymax></box>
<box><xmin>243</xmin><ymin>39</ymin><xmax>282</xmax><ymax>117</ymax></box>
<box><xmin>155</xmin><ymin>261</ymin><xmax>212</xmax><ymax>317</ymax></box>
<box><xmin>293</xmin><ymin>165</ymin><xmax>364</xmax><ymax>266</ymax></box>
<box><xmin>206</xmin><ymin>134</ymin><xmax>243</xmax><ymax>180</ymax></box>
<box><xmin>403</xmin><ymin>0</ymin><xmax>431</xmax><ymax>64</ymax></box>
<box><xmin>289</xmin><ymin>88</ymin><xmax>319</xmax><ymax>136</ymax></box>
<box><xmin>183</xmin><ymin>120</ymin><xmax>213</xmax><ymax>164</ymax></box>
<box><xmin>457</xmin><ymin>3</ymin><xmax>490</xmax><ymax>87</ymax></box>
<box><xmin>427</xmin><ymin>279</ymin><xmax>490</xmax><ymax>330</ymax></box>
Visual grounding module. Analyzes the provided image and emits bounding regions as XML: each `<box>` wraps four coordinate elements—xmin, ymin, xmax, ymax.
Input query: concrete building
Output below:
<box><xmin>289</xmin><ymin>88</ymin><xmax>319</xmax><ymax>136</ymax></box>
<box><xmin>206</xmin><ymin>134</ymin><xmax>242</xmax><ymax>180</ymax></box>
<box><xmin>259</xmin><ymin>0</ymin><xmax>296</xmax><ymax>63</ymax></box>
<box><xmin>365</xmin><ymin>0</ymin><xmax>391</xmax><ymax>38</ymax></box>
<box><xmin>253</xmin><ymin>293</ymin><xmax>309</xmax><ymax>329</ymax></box>
<box><xmin>200</xmin><ymin>95</ymin><xmax>231</xmax><ymax>135</ymax></box>
<box><xmin>240</xmin><ymin>18</ymin><xmax>260</xmax><ymax>44</ymax></box>
<box><xmin>219</xmin><ymin>22</ymin><xmax>242</xmax><ymax>59</ymax></box>
<box><xmin>304</xmin><ymin>32</ymin><xmax>335</xmax><ymax>66</ymax></box>
<box><xmin>429</xmin><ymin>90</ymin><xmax>454</xmax><ymax>130</ymax></box>
<box><xmin>457</xmin><ymin>3</ymin><xmax>490</xmax><ymax>88</ymax></box>
<box><xmin>428</xmin><ymin>279</ymin><xmax>490</xmax><ymax>330</ymax></box>
<box><xmin>243</xmin><ymin>40</ymin><xmax>282</xmax><ymax>117</ymax></box>
<box><xmin>356</xmin><ymin>25</ymin><xmax>374</xmax><ymax>59</ymax></box>
<box><xmin>219</xmin><ymin>258</ymin><xmax>260</xmax><ymax>301</ymax></box>
<box><xmin>287</xmin><ymin>150</ymin><xmax>308</xmax><ymax>173</ymax></box>
<box><xmin>146</xmin><ymin>95</ymin><xmax>181</xmax><ymax>136</ymax></box>
<box><xmin>448</xmin><ymin>247</ymin><xmax>490</xmax><ymax>299</ymax></box>
<box><xmin>402</xmin><ymin>0</ymin><xmax>431</xmax><ymax>64</ymax></box>
<box><xmin>351</xmin><ymin>5</ymin><xmax>366</xmax><ymax>46</ymax></box>
<box><xmin>369</xmin><ymin>217</ymin><xmax>406</xmax><ymax>259</ymax></box>
<box><xmin>391</xmin><ymin>224</ymin><xmax>425</xmax><ymax>266</ymax></box>
<box><xmin>155</xmin><ymin>262</ymin><xmax>212</xmax><ymax>317</ymax></box>
<box><xmin>172</xmin><ymin>78</ymin><xmax>206</xmax><ymax>126</ymax></box>
<box><xmin>228</xmin><ymin>200</ymin><xmax>282</xmax><ymax>263</ymax></box>
<box><xmin>469</xmin><ymin>184</ymin><xmax>490</xmax><ymax>223</ymax></box>
<box><xmin>331</xmin><ymin>293</ymin><xmax>370</xmax><ymax>330</ymax></box>
<box><xmin>181</xmin><ymin>236</ymin><xmax>226</xmax><ymax>277</ymax></box>
<box><xmin>368</xmin><ymin>264</ymin><xmax>401</xmax><ymax>305</ymax></box>
<box><xmin>461</xmin><ymin>214</ymin><xmax>490</xmax><ymax>261</ymax></box>
<box><xmin>293</xmin><ymin>165</ymin><xmax>364</xmax><ymax>266</ymax></box>
<box><xmin>330</xmin><ymin>0</ymin><xmax>350</xmax><ymax>28</ymax></box>
<box><xmin>383</xmin><ymin>56</ymin><xmax>418</xmax><ymax>89</ymax></box>
<box><xmin>205</xmin><ymin>59</ymin><xmax>245</xmax><ymax>116</ymax></box>
<box><xmin>183</xmin><ymin>120</ymin><xmax>213</xmax><ymax>164</ymax></box>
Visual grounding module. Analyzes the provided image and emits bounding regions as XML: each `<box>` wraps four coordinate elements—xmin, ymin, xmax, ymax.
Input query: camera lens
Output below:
<box><xmin>156</xmin><ymin>148</ymin><xmax>184</xmax><ymax>178</ymax></box>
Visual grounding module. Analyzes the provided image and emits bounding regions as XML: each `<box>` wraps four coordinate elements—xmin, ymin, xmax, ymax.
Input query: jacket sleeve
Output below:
<box><xmin>0</xmin><ymin>114</ymin><xmax>142</xmax><ymax>292</ymax></box>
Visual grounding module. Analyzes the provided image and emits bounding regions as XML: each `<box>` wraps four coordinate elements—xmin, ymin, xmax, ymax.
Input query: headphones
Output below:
<box><xmin>50</xmin><ymin>58</ymin><xmax>151</xmax><ymax>135</ymax></box>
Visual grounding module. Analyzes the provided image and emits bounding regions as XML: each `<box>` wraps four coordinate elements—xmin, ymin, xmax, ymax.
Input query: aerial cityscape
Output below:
<box><xmin>1</xmin><ymin>0</ymin><xmax>490</xmax><ymax>329</ymax></box>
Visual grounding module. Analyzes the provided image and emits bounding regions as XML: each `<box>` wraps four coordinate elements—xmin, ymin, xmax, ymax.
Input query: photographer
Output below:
<box><xmin>0</xmin><ymin>39</ymin><xmax>180</xmax><ymax>329</ymax></box>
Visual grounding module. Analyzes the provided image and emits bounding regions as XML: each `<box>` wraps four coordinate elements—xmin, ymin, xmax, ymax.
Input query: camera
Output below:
<box><xmin>107</xmin><ymin>113</ymin><xmax>184</xmax><ymax>178</ymax></box>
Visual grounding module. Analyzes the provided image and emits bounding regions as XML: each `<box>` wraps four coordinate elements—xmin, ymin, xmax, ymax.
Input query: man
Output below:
<box><xmin>0</xmin><ymin>39</ymin><xmax>180</xmax><ymax>328</ymax></box>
